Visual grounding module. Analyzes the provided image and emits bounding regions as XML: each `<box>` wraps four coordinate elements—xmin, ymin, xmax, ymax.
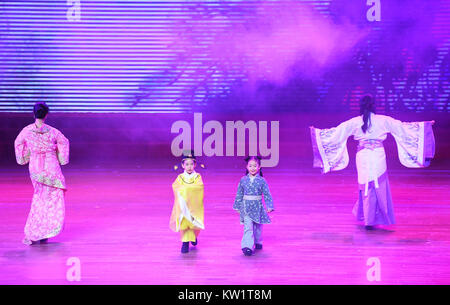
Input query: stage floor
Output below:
<box><xmin>0</xmin><ymin>167</ymin><xmax>449</xmax><ymax>285</ymax></box>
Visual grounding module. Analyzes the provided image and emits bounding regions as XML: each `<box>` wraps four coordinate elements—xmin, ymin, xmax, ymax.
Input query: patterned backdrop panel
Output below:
<box><xmin>0</xmin><ymin>1</ymin><xmax>449</xmax><ymax>113</ymax></box>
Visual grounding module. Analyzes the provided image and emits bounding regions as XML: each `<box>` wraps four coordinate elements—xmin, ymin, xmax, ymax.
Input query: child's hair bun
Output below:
<box><xmin>245</xmin><ymin>155</ymin><xmax>262</xmax><ymax>162</ymax></box>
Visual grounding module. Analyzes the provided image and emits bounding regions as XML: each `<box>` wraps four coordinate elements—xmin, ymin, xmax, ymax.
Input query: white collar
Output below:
<box><xmin>183</xmin><ymin>171</ymin><xmax>197</xmax><ymax>179</ymax></box>
<box><xmin>248</xmin><ymin>174</ymin><xmax>258</xmax><ymax>181</ymax></box>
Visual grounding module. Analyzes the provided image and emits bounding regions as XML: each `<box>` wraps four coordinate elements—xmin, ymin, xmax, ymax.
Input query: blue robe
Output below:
<box><xmin>233</xmin><ymin>174</ymin><xmax>274</xmax><ymax>224</ymax></box>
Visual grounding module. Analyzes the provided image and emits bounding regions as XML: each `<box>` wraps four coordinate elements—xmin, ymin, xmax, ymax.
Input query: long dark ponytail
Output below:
<box><xmin>245</xmin><ymin>156</ymin><xmax>263</xmax><ymax>177</ymax></box>
<box><xmin>360</xmin><ymin>94</ymin><xmax>375</xmax><ymax>133</ymax></box>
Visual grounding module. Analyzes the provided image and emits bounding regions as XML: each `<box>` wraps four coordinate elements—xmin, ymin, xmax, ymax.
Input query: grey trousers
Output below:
<box><xmin>241</xmin><ymin>216</ymin><xmax>263</xmax><ymax>249</ymax></box>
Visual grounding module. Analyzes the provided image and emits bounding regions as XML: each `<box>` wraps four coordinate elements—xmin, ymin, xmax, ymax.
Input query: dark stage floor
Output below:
<box><xmin>1</xmin><ymin>167</ymin><xmax>449</xmax><ymax>284</ymax></box>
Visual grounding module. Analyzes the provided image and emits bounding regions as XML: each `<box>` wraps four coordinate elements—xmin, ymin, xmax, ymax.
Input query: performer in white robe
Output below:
<box><xmin>310</xmin><ymin>95</ymin><xmax>435</xmax><ymax>229</ymax></box>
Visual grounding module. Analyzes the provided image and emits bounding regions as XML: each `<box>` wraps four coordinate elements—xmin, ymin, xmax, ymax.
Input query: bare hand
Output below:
<box><xmin>430</xmin><ymin>120</ymin><xmax>435</xmax><ymax>125</ymax></box>
<box><xmin>267</xmin><ymin>208</ymin><xmax>274</xmax><ymax>213</ymax></box>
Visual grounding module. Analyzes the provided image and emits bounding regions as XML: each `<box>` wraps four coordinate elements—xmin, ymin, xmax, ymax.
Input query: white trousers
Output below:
<box><xmin>241</xmin><ymin>216</ymin><xmax>263</xmax><ymax>249</ymax></box>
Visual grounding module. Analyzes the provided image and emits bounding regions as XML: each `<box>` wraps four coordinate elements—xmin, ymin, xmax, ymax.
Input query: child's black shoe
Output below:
<box><xmin>191</xmin><ymin>238</ymin><xmax>197</xmax><ymax>246</ymax></box>
<box><xmin>255</xmin><ymin>243</ymin><xmax>263</xmax><ymax>250</ymax></box>
<box><xmin>242</xmin><ymin>247</ymin><xmax>252</xmax><ymax>256</ymax></box>
<box><xmin>365</xmin><ymin>225</ymin><xmax>375</xmax><ymax>230</ymax></box>
<box><xmin>181</xmin><ymin>242</ymin><xmax>189</xmax><ymax>253</ymax></box>
<box><xmin>40</xmin><ymin>239</ymin><xmax>48</xmax><ymax>244</ymax></box>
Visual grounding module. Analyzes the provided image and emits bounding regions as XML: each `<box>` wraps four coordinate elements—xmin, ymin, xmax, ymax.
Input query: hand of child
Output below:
<box><xmin>267</xmin><ymin>208</ymin><xmax>274</xmax><ymax>213</ymax></box>
<box><xmin>430</xmin><ymin>120</ymin><xmax>435</xmax><ymax>125</ymax></box>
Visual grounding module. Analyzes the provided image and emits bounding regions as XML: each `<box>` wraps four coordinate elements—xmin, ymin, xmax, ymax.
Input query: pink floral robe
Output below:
<box><xmin>14</xmin><ymin>123</ymin><xmax>69</xmax><ymax>245</ymax></box>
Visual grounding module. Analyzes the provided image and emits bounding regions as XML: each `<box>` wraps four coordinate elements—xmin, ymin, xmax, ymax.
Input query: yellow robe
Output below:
<box><xmin>170</xmin><ymin>172</ymin><xmax>204</xmax><ymax>242</ymax></box>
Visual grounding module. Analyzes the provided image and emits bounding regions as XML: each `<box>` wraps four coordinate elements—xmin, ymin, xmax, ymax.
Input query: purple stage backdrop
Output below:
<box><xmin>0</xmin><ymin>0</ymin><xmax>449</xmax><ymax>114</ymax></box>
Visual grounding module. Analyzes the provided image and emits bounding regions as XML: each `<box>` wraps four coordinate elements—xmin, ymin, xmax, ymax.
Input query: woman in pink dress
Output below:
<box><xmin>14</xmin><ymin>102</ymin><xmax>69</xmax><ymax>245</ymax></box>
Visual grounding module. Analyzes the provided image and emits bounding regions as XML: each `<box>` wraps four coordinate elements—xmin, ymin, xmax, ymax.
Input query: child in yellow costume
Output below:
<box><xmin>170</xmin><ymin>151</ymin><xmax>205</xmax><ymax>253</ymax></box>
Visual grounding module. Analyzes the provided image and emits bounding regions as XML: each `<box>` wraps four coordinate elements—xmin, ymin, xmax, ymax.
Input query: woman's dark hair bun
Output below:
<box><xmin>33</xmin><ymin>102</ymin><xmax>49</xmax><ymax>119</ymax></box>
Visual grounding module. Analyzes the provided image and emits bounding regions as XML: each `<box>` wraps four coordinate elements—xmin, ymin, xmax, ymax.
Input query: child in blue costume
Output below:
<box><xmin>233</xmin><ymin>156</ymin><xmax>274</xmax><ymax>256</ymax></box>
